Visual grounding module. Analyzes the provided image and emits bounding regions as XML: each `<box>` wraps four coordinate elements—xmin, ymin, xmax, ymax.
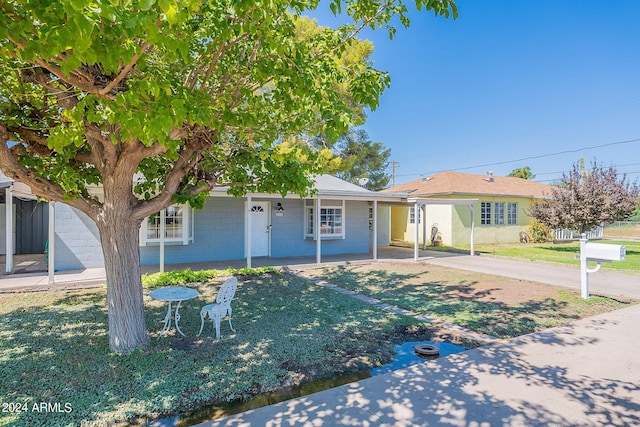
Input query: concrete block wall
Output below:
<box><xmin>271</xmin><ymin>199</ymin><xmax>370</xmax><ymax>257</ymax></box>
<box><xmin>140</xmin><ymin>197</ymin><xmax>245</xmax><ymax>265</ymax></box>
<box><xmin>54</xmin><ymin>203</ymin><xmax>104</xmax><ymax>270</ymax></box>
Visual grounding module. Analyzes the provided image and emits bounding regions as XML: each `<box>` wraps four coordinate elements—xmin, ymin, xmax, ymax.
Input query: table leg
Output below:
<box><xmin>174</xmin><ymin>300</ymin><xmax>186</xmax><ymax>337</ymax></box>
<box><xmin>159</xmin><ymin>301</ymin><xmax>173</xmax><ymax>337</ymax></box>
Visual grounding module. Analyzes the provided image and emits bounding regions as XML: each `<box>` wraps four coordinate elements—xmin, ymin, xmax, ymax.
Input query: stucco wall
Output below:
<box><xmin>390</xmin><ymin>196</ymin><xmax>539</xmax><ymax>246</ymax></box>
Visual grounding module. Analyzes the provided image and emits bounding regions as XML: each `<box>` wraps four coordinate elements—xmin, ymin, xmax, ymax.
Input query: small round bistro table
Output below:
<box><xmin>149</xmin><ymin>286</ymin><xmax>200</xmax><ymax>337</ymax></box>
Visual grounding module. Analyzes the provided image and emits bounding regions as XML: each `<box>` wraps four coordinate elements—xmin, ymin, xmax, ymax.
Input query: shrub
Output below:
<box><xmin>528</xmin><ymin>220</ymin><xmax>553</xmax><ymax>243</ymax></box>
<box><xmin>141</xmin><ymin>267</ymin><xmax>279</xmax><ymax>288</ymax></box>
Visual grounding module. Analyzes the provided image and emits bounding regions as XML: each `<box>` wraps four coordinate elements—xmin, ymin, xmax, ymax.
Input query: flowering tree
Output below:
<box><xmin>529</xmin><ymin>161</ymin><xmax>639</xmax><ymax>234</ymax></box>
<box><xmin>0</xmin><ymin>0</ymin><xmax>457</xmax><ymax>354</ymax></box>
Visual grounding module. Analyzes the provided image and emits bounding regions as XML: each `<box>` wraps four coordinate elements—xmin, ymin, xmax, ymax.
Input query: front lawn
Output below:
<box><xmin>471</xmin><ymin>239</ymin><xmax>640</xmax><ymax>272</ymax></box>
<box><xmin>0</xmin><ymin>272</ymin><xmax>439</xmax><ymax>427</ymax></box>
<box><xmin>298</xmin><ymin>262</ymin><xmax>635</xmax><ymax>338</ymax></box>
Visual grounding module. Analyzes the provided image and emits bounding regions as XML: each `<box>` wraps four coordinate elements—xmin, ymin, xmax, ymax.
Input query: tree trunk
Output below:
<box><xmin>96</xmin><ymin>208</ymin><xmax>149</xmax><ymax>354</ymax></box>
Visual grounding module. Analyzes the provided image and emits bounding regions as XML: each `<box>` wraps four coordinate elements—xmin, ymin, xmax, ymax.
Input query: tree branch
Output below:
<box><xmin>98</xmin><ymin>41</ymin><xmax>151</xmax><ymax>96</ymax></box>
<box><xmin>131</xmin><ymin>131</ymin><xmax>213</xmax><ymax>220</ymax></box>
<box><xmin>0</xmin><ymin>125</ymin><xmax>101</xmax><ymax>219</ymax></box>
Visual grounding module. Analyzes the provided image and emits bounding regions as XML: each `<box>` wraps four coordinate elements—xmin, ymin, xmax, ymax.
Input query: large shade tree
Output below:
<box><xmin>529</xmin><ymin>161</ymin><xmax>639</xmax><ymax>234</ymax></box>
<box><xmin>0</xmin><ymin>0</ymin><xmax>457</xmax><ymax>354</ymax></box>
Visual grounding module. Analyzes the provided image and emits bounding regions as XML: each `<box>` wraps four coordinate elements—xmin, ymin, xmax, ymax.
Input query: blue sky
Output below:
<box><xmin>309</xmin><ymin>1</ymin><xmax>640</xmax><ymax>186</ymax></box>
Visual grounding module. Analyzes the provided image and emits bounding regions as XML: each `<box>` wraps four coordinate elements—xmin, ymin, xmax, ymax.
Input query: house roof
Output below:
<box><xmin>311</xmin><ymin>174</ymin><xmax>375</xmax><ymax>196</ymax></box>
<box><xmin>0</xmin><ymin>170</ymin><xmax>13</xmax><ymax>189</ymax></box>
<box><xmin>209</xmin><ymin>174</ymin><xmax>406</xmax><ymax>201</ymax></box>
<box><xmin>382</xmin><ymin>171</ymin><xmax>552</xmax><ymax>199</ymax></box>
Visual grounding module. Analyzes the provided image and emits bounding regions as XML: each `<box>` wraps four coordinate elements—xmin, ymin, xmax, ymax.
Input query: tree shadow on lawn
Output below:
<box><xmin>317</xmin><ymin>265</ymin><xmax>591</xmax><ymax>338</ymax></box>
<box><xmin>0</xmin><ymin>273</ymin><xmax>431</xmax><ymax>426</ymax></box>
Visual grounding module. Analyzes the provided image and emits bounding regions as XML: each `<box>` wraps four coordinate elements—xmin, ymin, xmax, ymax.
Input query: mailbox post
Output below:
<box><xmin>579</xmin><ymin>233</ymin><xmax>626</xmax><ymax>299</ymax></box>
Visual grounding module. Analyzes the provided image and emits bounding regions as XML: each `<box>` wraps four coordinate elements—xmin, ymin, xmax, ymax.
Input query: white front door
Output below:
<box><xmin>250</xmin><ymin>201</ymin><xmax>270</xmax><ymax>257</ymax></box>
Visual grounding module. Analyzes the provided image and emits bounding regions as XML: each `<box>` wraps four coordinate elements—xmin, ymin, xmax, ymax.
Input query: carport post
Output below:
<box><xmin>159</xmin><ymin>208</ymin><xmax>165</xmax><ymax>273</ymax></box>
<box><xmin>414</xmin><ymin>202</ymin><xmax>420</xmax><ymax>261</ymax></box>
<box><xmin>5</xmin><ymin>186</ymin><xmax>12</xmax><ymax>273</ymax></box>
<box><xmin>372</xmin><ymin>200</ymin><xmax>378</xmax><ymax>261</ymax></box>
<box><xmin>48</xmin><ymin>201</ymin><xmax>55</xmax><ymax>284</ymax></box>
<box><xmin>247</xmin><ymin>195</ymin><xmax>252</xmax><ymax>268</ymax></box>
<box><xmin>422</xmin><ymin>205</ymin><xmax>427</xmax><ymax>250</ymax></box>
<box><xmin>316</xmin><ymin>198</ymin><xmax>321</xmax><ymax>264</ymax></box>
<box><xmin>469</xmin><ymin>203</ymin><xmax>475</xmax><ymax>256</ymax></box>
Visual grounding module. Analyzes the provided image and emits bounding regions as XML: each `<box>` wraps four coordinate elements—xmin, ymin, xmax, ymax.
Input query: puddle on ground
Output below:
<box><xmin>143</xmin><ymin>341</ymin><xmax>467</xmax><ymax>427</ymax></box>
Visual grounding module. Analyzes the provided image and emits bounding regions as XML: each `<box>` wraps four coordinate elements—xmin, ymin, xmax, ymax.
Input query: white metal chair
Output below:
<box><xmin>198</xmin><ymin>276</ymin><xmax>238</xmax><ymax>339</ymax></box>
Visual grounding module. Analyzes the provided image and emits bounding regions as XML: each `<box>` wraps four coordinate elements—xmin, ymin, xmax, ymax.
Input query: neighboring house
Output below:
<box><xmin>382</xmin><ymin>171</ymin><xmax>552</xmax><ymax>246</ymax></box>
<box><xmin>19</xmin><ymin>174</ymin><xmax>404</xmax><ymax>272</ymax></box>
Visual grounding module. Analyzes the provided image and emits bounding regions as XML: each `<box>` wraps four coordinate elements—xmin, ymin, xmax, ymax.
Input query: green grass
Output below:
<box><xmin>303</xmin><ymin>263</ymin><xmax>634</xmax><ymax>339</ymax></box>
<box><xmin>0</xmin><ymin>271</ymin><xmax>435</xmax><ymax>427</ymax></box>
<box><xmin>469</xmin><ymin>240</ymin><xmax>640</xmax><ymax>272</ymax></box>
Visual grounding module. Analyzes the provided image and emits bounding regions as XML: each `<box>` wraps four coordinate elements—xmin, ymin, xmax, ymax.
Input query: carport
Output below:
<box><xmin>408</xmin><ymin>197</ymin><xmax>479</xmax><ymax>261</ymax></box>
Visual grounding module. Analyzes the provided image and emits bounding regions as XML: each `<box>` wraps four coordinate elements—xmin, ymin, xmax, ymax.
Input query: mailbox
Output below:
<box><xmin>583</xmin><ymin>242</ymin><xmax>626</xmax><ymax>262</ymax></box>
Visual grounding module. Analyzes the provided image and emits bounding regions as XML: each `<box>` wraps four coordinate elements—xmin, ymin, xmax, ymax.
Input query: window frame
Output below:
<box><xmin>481</xmin><ymin>202</ymin><xmax>492</xmax><ymax>225</ymax></box>
<box><xmin>494</xmin><ymin>202</ymin><xmax>505</xmax><ymax>225</ymax></box>
<box><xmin>507</xmin><ymin>202</ymin><xmax>518</xmax><ymax>225</ymax></box>
<box><xmin>409</xmin><ymin>206</ymin><xmax>421</xmax><ymax>224</ymax></box>
<box><xmin>304</xmin><ymin>199</ymin><xmax>346</xmax><ymax>240</ymax></box>
<box><xmin>139</xmin><ymin>204</ymin><xmax>194</xmax><ymax>246</ymax></box>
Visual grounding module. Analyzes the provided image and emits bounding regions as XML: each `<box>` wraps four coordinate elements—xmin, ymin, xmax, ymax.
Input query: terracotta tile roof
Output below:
<box><xmin>382</xmin><ymin>171</ymin><xmax>552</xmax><ymax>199</ymax></box>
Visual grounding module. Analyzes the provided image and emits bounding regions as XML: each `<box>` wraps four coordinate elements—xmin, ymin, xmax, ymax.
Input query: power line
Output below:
<box><xmin>420</xmin><ymin>137</ymin><xmax>640</xmax><ymax>176</ymax></box>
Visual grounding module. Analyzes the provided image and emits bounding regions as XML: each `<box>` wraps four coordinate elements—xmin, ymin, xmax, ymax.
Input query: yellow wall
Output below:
<box><xmin>391</xmin><ymin>196</ymin><xmax>539</xmax><ymax>246</ymax></box>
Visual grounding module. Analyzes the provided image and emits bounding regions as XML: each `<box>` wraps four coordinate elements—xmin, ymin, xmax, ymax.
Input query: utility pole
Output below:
<box><xmin>390</xmin><ymin>161</ymin><xmax>399</xmax><ymax>187</ymax></box>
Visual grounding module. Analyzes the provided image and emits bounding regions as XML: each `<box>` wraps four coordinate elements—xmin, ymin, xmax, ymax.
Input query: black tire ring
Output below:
<box><xmin>414</xmin><ymin>344</ymin><xmax>440</xmax><ymax>356</ymax></box>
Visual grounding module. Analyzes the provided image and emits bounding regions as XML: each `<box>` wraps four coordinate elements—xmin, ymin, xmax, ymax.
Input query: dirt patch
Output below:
<box><xmin>443</xmin><ymin>278</ymin><xmax>567</xmax><ymax>306</ymax></box>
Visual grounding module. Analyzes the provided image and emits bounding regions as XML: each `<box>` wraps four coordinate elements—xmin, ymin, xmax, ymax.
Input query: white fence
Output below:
<box><xmin>554</xmin><ymin>226</ymin><xmax>603</xmax><ymax>241</ymax></box>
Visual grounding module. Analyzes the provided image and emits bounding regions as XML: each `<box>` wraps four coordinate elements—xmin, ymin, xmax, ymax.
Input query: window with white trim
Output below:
<box><xmin>139</xmin><ymin>204</ymin><xmax>194</xmax><ymax>246</ymax></box>
<box><xmin>481</xmin><ymin>202</ymin><xmax>491</xmax><ymax>225</ymax></box>
<box><xmin>495</xmin><ymin>202</ymin><xmax>505</xmax><ymax>225</ymax></box>
<box><xmin>507</xmin><ymin>202</ymin><xmax>517</xmax><ymax>225</ymax></box>
<box><xmin>409</xmin><ymin>206</ymin><xmax>421</xmax><ymax>224</ymax></box>
<box><xmin>304</xmin><ymin>200</ymin><xmax>345</xmax><ymax>239</ymax></box>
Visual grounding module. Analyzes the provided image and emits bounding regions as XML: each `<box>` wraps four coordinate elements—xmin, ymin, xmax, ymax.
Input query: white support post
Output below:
<box><xmin>414</xmin><ymin>202</ymin><xmax>420</xmax><ymax>261</ymax></box>
<box><xmin>5</xmin><ymin>186</ymin><xmax>13</xmax><ymax>273</ymax></box>
<box><xmin>372</xmin><ymin>200</ymin><xmax>378</xmax><ymax>261</ymax></box>
<box><xmin>316</xmin><ymin>198</ymin><xmax>321</xmax><ymax>264</ymax></box>
<box><xmin>469</xmin><ymin>204</ymin><xmax>475</xmax><ymax>256</ymax></box>
<box><xmin>247</xmin><ymin>196</ymin><xmax>252</xmax><ymax>268</ymax></box>
<box><xmin>422</xmin><ymin>205</ymin><xmax>427</xmax><ymax>250</ymax></box>
<box><xmin>580</xmin><ymin>233</ymin><xmax>589</xmax><ymax>299</ymax></box>
<box><xmin>159</xmin><ymin>208</ymin><xmax>165</xmax><ymax>273</ymax></box>
<box><xmin>48</xmin><ymin>201</ymin><xmax>55</xmax><ymax>284</ymax></box>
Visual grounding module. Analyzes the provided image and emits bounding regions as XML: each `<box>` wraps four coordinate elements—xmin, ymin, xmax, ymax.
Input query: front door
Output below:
<box><xmin>250</xmin><ymin>201</ymin><xmax>270</xmax><ymax>257</ymax></box>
